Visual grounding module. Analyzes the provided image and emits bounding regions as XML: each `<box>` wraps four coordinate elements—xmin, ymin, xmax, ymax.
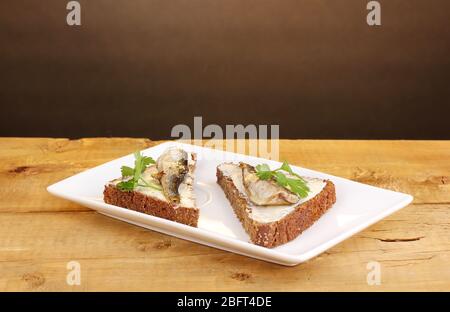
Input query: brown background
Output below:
<box><xmin>1</xmin><ymin>0</ymin><xmax>449</xmax><ymax>139</ymax></box>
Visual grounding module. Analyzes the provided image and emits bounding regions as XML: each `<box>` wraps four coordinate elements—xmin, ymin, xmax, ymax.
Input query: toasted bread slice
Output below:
<box><xmin>103</xmin><ymin>152</ymin><xmax>199</xmax><ymax>227</ymax></box>
<box><xmin>217</xmin><ymin>163</ymin><xmax>336</xmax><ymax>248</ymax></box>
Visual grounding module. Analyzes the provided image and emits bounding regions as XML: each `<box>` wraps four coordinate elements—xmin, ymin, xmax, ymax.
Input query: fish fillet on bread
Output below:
<box><xmin>104</xmin><ymin>147</ymin><xmax>199</xmax><ymax>227</ymax></box>
<box><xmin>217</xmin><ymin>162</ymin><xmax>336</xmax><ymax>248</ymax></box>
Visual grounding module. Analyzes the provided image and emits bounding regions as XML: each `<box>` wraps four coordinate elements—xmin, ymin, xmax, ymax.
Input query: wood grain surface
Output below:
<box><xmin>0</xmin><ymin>138</ymin><xmax>449</xmax><ymax>291</ymax></box>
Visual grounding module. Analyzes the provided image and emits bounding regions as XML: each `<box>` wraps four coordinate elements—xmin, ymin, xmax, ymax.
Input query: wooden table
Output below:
<box><xmin>0</xmin><ymin>138</ymin><xmax>449</xmax><ymax>291</ymax></box>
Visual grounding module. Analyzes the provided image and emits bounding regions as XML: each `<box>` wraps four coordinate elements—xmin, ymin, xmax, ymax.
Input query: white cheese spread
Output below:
<box><xmin>218</xmin><ymin>163</ymin><xmax>326</xmax><ymax>223</ymax></box>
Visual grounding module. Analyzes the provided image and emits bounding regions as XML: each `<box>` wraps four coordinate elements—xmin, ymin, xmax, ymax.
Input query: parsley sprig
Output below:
<box><xmin>117</xmin><ymin>152</ymin><xmax>162</xmax><ymax>192</ymax></box>
<box><xmin>255</xmin><ymin>161</ymin><xmax>310</xmax><ymax>198</ymax></box>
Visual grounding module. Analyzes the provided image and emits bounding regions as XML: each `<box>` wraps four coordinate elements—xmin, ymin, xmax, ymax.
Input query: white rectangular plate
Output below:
<box><xmin>48</xmin><ymin>142</ymin><xmax>413</xmax><ymax>266</ymax></box>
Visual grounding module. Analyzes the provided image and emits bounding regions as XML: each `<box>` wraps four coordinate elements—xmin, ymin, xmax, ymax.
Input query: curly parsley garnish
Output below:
<box><xmin>117</xmin><ymin>152</ymin><xmax>162</xmax><ymax>192</ymax></box>
<box><xmin>255</xmin><ymin>161</ymin><xmax>310</xmax><ymax>198</ymax></box>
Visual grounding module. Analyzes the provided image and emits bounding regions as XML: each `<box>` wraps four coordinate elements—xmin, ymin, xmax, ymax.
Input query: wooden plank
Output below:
<box><xmin>0</xmin><ymin>138</ymin><xmax>448</xmax><ymax>291</ymax></box>
<box><xmin>0</xmin><ymin>138</ymin><xmax>159</xmax><ymax>213</ymax></box>
<box><xmin>0</xmin><ymin>139</ymin><xmax>448</xmax><ymax>213</ymax></box>
<box><xmin>0</xmin><ymin>203</ymin><xmax>448</xmax><ymax>291</ymax></box>
<box><xmin>280</xmin><ymin>140</ymin><xmax>450</xmax><ymax>204</ymax></box>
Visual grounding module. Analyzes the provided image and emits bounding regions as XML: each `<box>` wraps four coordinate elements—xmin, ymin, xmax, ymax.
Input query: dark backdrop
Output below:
<box><xmin>1</xmin><ymin>0</ymin><xmax>449</xmax><ymax>139</ymax></box>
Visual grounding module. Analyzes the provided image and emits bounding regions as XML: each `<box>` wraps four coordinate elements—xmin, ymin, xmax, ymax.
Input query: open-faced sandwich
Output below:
<box><xmin>217</xmin><ymin>162</ymin><xmax>336</xmax><ymax>248</ymax></box>
<box><xmin>104</xmin><ymin>147</ymin><xmax>199</xmax><ymax>227</ymax></box>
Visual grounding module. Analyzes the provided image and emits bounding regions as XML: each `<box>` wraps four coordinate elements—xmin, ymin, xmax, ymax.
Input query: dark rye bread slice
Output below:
<box><xmin>103</xmin><ymin>186</ymin><xmax>199</xmax><ymax>227</ymax></box>
<box><xmin>103</xmin><ymin>153</ymin><xmax>199</xmax><ymax>227</ymax></box>
<box><xmin>217</xmin><ymin>164</ymin><xmax>336</xmax><ymax>248</ymax></box>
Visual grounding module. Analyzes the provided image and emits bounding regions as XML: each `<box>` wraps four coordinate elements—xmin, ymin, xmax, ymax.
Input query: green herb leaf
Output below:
<box><xmin>120</xmin><ymin>166</ymin><xmax>134</xmax><ymax>177</ymax></box>
<box><xmin>117</xmin><ymin>180</ymin><xmax>135</xmax><ymax>191</ymax></box>
<box><xmin>255</xmin><ymin>161</ymin><xmax>310</xmax><ymax>198</ymax></box>
<box><xmin>255</xmin><ymin>164</ymin><xmax>272</xmax><ymax>180</ymax></box>
<box><xmin>273</xmin><ymin>171</ymin><xmax>288</xmax><ymax>186</ymax></box>
<box><xmin>117</xmin><ymin>152</ymin><xmax>157</xmax><ymax>192</ymax></box>
<box><xmin>133</xmin><ymin>152</ymin><xmax>143</xmax><ymax>181</ymax></box>
<box><xmin>280</xmin><ymin>161</ymin><xmax>293</xmax><ymax>174</ymax></box>
<box><xmin>278</xmin><ymin>161</ymin><xmax>303</xmax><ymax>179</ymax></box>
<box><xmin>256</xmin><ymin>163</ymin><xmax>271</xmax><ymax>172</ymax></box>
<box><xmin>142</xmin><ymin>156</ymin><xmax>156</xmax><ymax>168</ymax></box>
<box><xmin>286</xmin><ymin>178</ymin><xmax>309</xmax><ymax>198</ymax></box>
